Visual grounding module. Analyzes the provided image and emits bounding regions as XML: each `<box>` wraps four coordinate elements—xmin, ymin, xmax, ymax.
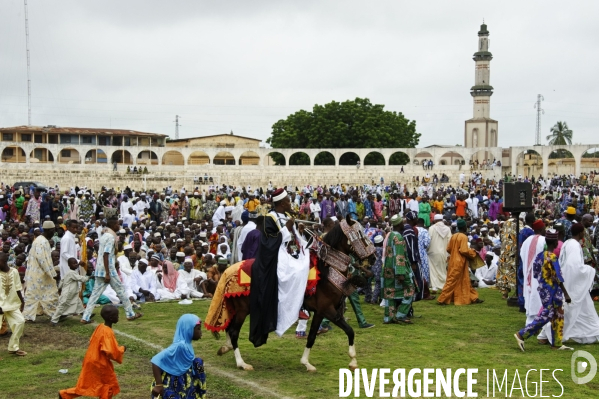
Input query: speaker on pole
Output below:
<box><xmin>503</xmin><ymin>182</ymin><xmax>533</xmax><ymax>213</ymax></box>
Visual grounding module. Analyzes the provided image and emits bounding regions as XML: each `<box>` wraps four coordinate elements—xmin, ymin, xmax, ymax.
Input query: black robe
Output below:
<box><xmin>249</xmin><ymin>214</ymin><xmax>282</xmax><ymax>347</ymax></box>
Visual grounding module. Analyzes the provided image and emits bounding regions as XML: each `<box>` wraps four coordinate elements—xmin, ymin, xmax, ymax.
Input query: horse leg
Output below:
<box><xmin>228</xmin><ymin>301</ymin><xmax>253</xmax><ymax>370</ymax></box>
<box><xmin>329</xmin><ymin>316</ymin><xmax>358</xmax><ymax>370</ymax></box>
<box><xmin>301</xmin><ymin>312</ymin><xmax>324</xmax><ymax>372</ymax></box>
<box><xmin>216</xmin><ymin>330</ymin><xmax>233</xmax><ymax>356</ymax></box>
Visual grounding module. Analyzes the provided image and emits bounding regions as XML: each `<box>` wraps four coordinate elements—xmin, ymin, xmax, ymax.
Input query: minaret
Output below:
<box><xmin>464</xmin><ymin>22</ymin><xmax>498</xmax><ymax>152</ymax></box>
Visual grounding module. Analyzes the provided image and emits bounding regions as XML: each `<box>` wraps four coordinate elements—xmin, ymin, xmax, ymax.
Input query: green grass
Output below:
<box><xmin>1</xmin><ymin>290</ymin><xmax>599</xmax><ymax>398</ymax></box>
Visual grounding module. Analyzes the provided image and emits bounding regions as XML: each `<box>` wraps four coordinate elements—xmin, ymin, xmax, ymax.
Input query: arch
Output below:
<box><xmin>266</xmin><ymin>151</ymin><xmax>286</xmax><ymax>166</ymax></box>
<box><xmin>30</xmin><ymin>147</ymin><xmax>54</xmax><ymax>163</ymax></box>
<box><xmin>213</xmin><ymin>151</ymin><xmax>235</xmax><ymax>165</ymax></box>
<box><xmin>110</xmin><ymin>150</ymin><xmax>132</xmax><ymax>164</ymax></box>
<box><xmin>188</xmin><ymin>151</ymin><xmax>210</xmax><ymax>165</ymax></box>
<box><xmin>239</xmin><ymin>151</ymin><xmax>260</xmax><ymax>166</ymax></box>
<box><xmin>339</xmin><ymin>151</ymin><xmax>360</xmax><ymax>166</ymax></box>
<box><xmin>389</xmin><ymin>151</ymin><xmax>409</xmax><ymax>166</ymax></box>
<box><xmin>413</xmin><ymin>151</ymin><xmax>433</xmax><ymax>166</ymax></box>
<box><xmin>364</xmin><ymin>151</ymin><xmax>385</xmax><ymax>166</ymax></box>
<box><xmin>515</xmin><ymin>149</ymin><xmax>542</xmax><ymax>177</ymax></box>
<box><xmin>137</xmin><ymin>150</ymin><xmax>159</xmax><ymax>165</ymax></box>
<box><xmin>1</xmin><ymin>146</ymin><xmax>26</xmax><ymax>163</ymax></box>
<box><xmin>314</xmin><ymin>151</ymin><xmax>335</xmax><ymax>166</ymax></box>
<box><xmin>84</xmin><ymin>149</ymin><xmax>107</xmax><ymax>164</ymax></box>
<box><xmin>581</xmin><ymin>147</ymin><xmax>599</xmax><ymax>173</ymax></box>
<box><xmin>490</xmin><ymin>129</ymin><xmax>497</xmax><ymax>147</ymax></box>
<box><xmin>441</xmin><ymin>151</ymin><xmax>465</xmax><ymax>166</ymax></box>
<box><xmin>58</xmin><ymin>148</ymin><xmax>81</xmax><ymax>164</ymax></box>
<box><xmin>289</xmin><ymin>151</ymin><xmax>310</xmax><ymax>166</ymax></box>
<box><xmin>548</xmin><ymin>148</ymin><xmax>574</xmax><ymax>159</ymax></box>
<box><xmin>162</xmin><ymin>150</ymin><xmax>184</xmax><ymax>166</ymax></box>
<box><xmin>468</xmin><ymin>149</ymin><xmax>495</xmax><ymax>168</ymax></box>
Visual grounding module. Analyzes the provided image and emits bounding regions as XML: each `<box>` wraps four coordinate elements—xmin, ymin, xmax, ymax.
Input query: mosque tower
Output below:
<box><xmin>464</xmin><ymin>23</ymin><xmax>498</xmax><ymax>158</ymax></box>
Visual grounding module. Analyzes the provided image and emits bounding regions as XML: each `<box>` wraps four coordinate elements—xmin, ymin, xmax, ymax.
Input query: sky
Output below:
<box><xmin>0</xmin><ymin>1</ymin><xmax>598</xmax><ymax>149</ymax></box>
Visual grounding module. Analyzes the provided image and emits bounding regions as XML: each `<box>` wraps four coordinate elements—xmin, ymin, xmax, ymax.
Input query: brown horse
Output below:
<box><xmin>213</xmin><ymin>217</ymin><xmax>374</xmax><ymax>372</ymax></box>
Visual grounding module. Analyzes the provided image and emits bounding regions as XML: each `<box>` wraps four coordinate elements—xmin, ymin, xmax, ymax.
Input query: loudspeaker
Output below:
<box><xmin>503</xmin><ymin>182</ymin><xmax>533</xmax><ymax>212</ymax></box>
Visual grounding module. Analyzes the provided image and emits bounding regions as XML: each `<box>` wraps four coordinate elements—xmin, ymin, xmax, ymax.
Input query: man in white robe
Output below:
<box><xmin>178</xmin><ymin>258</ymin><xmax>206</xmax><ymax>298</ymax></box>
<box><xmin>130</xmin><ymin>259</ymin><xmax>159</xmax><ymax>301</ymax></box>
<box><xmin>476</xmin><ymin>253</ymin><xmax>498</xmax><ymax>288</ymax></box>
<box><xmin>427</xmin><ymin>215</ymin><xmax>451</xmax><ymax>291</ymax></box>
<box><xmin>559</xmin><ymin>227</ymin><xmax>599</xmax><ymax>344</ymax></box>
<box><xmin>236</xmin><ymin>213</ymin><xmax>256</xmax><ymax>261</ymax></box>
<box><xmin>520</xmin><ymin>222</ymin><xmax>546</xmax><ymax>325</ymax></box>
<box><xmin>211</xmin><ymin>201</ymin><xmax>227</xmax><ymax>229</ymax></box>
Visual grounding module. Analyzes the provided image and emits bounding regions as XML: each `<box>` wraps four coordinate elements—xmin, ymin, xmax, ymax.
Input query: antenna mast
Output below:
<box><xmin>534</xmin><ymin>94</ymin><xmax>544</xmax><ymax>145</ymax></box>
<box><xmin>24</xmin><ymin>0</ymin><xmax>32</xmax><ymax>125</ymax></box>
<box><xmin>174</xmin><ymin>115</ymin><xmax>181</xmax><ymax>139</ymax></box>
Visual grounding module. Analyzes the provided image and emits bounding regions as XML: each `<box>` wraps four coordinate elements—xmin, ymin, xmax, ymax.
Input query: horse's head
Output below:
<box><xmin>321</xmin><ymin>215</ymin><xmax>377</xmax><ymax>285</ymax></box>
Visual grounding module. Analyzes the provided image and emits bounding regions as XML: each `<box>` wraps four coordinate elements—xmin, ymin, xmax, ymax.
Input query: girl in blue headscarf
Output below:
<box><xmin>151</xmin><ymin>314</ymin><xmax>206</xmax><ymax>398</ymax></box>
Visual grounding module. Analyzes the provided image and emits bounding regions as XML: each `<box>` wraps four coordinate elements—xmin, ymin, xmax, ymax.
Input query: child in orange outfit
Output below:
<box><xmin>59</xmin><ymin>305</ymin><xmax>126</xmax><ymax>399</ymax></box>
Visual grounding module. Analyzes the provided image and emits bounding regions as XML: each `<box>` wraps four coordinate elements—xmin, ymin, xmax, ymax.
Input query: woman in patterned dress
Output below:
<box><xmin>151</xmin><ymin>314</ymin><xmax>206</xmax><ymax>398</ymax></box>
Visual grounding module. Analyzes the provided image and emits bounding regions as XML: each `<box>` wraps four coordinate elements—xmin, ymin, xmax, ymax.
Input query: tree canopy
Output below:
<box><xmin>547</xmin><ymin>121</ymin><xmax>574</xmax><ymax>159</ymax></box>
<box><xmin>266</xmin><ymin>98</ymin><xmax>420</xmax><ymax>165</ymax></box>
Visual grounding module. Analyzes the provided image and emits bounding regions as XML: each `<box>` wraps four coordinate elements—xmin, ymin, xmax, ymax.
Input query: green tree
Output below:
<box><xmin>547</xmin><ymin>121</ymin><xmax>573</xmax><ymax>159</ymax></box>
<box><xmin>267</xmin><ymin>98</ymin><xmax>420</xmax><ymax>165</ymax></box>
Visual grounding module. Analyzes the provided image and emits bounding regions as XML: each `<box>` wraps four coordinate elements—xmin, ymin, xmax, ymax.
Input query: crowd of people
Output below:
<box><xmin>2</xmin><ymin>171</ymin><xmax>599</xmax><ymax>396</ymax></box>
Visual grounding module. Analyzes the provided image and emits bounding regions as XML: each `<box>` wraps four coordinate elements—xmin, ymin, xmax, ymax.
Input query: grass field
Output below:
<box><xmin>1</xmin><ymin>289</ymin><xmax>599</xmax><ymax>398</ymax></box>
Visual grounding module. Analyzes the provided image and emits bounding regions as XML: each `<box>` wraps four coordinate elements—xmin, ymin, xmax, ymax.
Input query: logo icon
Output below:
<box><xmin>571</xmin><ymin>350</ymin><xmax>597</xmax><ymax>384</ymax></box>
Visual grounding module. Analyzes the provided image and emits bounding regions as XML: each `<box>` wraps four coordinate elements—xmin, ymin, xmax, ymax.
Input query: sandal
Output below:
<box><xmin>398</xmin><ymin>318</ymin><xmax>413</xmax><ymax>324</ymax></box>
<box><xmin>472</xmin><ymin>299</ymin><xmax>484</xmax><ymax>304</ymax></box>
<box><xmin>9</xmin><ymin>349</ymin><xmax>27</xmax><ymax>356</ymax></box>
<box><xmin>556</xmin><ymin>345</ymin><xmax>574</xmax><ymax>351</ymax></box>
<box><xmin>537</xmin><ymin>339</ymin><xmax>549</xmax><ymax>345</ymax></box>
<box><xmin>127</xmin><ymin>313</ymin><xmax>143</xmax><ymax>321</ymax></box>
<box><xmin>79</xmin><ymin>319</ymin><xmax>93</xmax><ymax>325</ymax></box>
<box><xmin>514</xmin><ymin>333</ymin><xmax>525</xmax><ymax>352</ymax></box>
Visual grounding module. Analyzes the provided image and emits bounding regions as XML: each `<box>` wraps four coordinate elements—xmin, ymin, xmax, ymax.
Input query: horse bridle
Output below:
<box><xmin>307</xmin><ymin>219</ymin><xmax>376</xmax><ymax>296</ymax></box>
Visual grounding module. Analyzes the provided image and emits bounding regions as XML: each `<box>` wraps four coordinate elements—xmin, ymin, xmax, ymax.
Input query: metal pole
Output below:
<box><xmin>24</xmin><ymin>0</ymin><xmax>32</xmax><ymax>125</ymax></box>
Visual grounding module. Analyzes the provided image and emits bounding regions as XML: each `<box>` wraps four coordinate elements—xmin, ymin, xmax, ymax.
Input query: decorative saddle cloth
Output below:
<box><xmin>204</xmin><ymin>254</ymin><xmax>320</xmax><ymax>333</ymax></box>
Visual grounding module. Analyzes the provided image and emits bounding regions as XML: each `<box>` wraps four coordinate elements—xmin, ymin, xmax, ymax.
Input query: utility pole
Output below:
<box><xmin>174</xmin><ymin>115</ymin><xmax>181</xmax><ymax>139</ymax></box>
<box><xmin>534</xmin><ymin>94</ymin><xmax>544</xmax><ymax>145</ymax></box>
<box><xmin>24</xmin><ymin>0</ymin><xmax>32</xmax><ymax>125</ymax></box>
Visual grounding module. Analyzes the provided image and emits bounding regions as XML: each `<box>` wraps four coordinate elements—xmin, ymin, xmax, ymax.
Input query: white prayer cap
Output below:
<box><xmin>199</xmin><ymin>232</ymin><xmax>207</xmax><ymax>238</ymax></box>
<box><xmin>170</xmin><ymin>233</ymin><xmax>177</xmax><ymax>238</ymax></box>
<box><xmin>176</xmin><ymin>238</ymin><xmax>184</xmax><ymax>242</ymax></box>
<box><xmin>374</xmin><ymin>235</ymin><xmax>384</xmax><ymax>244</ymax></box>
<box><xmin>194</xmin><ymin>191</ymin><xmax>199</xmax><ymax>195</ymax></box>
<box><xmin>42</xmin><ymin>221</ymin><xmax>55</xmax><ymax>229</ymax></box>
<box><xmin>154</xmin><ymin>232</ymin><xmax>161</xmax><ymax>237</ymax></box>
<box><xmin>182</xmin><ymin>217</ymin><xmax>187</xmax><ymax>221</ymax></box>
<box><xmin>118</xmin><ymin>229</ymin><xmax>126</xmax><ymax>234</ymax></box>
<box><xmin>176</xmin><ymin>252</ymin><xmax>185</xmax><ymax>257</ymax></box>
<box><xmin>139</xmin><ymin>258</ymin><xmax>148</xmax><ymax>265</ymax></box>
<box><xmin>220</xmin><ymin>200</ymin><xmax>227</xmax><ymax>205</ymax></box>
<box><xmin>141</xmin><ymin>192</ymin><xmax>147</xmax><ymax>196</ymax></box>
<box><xmin>433</xmin><ymin>214</ymin><xmax>443</xmax><ymax>221</ymax></box>
<box><xmin>480</xmin><ymin>227</ymin><xmax>488</xmax><ymax>231</ymax></box>
<box><xmin>123</xmin><ymin>244</ymin><xmax>132</xmax><ymax>250</ymax></box>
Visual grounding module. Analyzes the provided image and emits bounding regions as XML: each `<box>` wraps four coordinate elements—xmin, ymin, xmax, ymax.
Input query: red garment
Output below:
<box><xmin>60</xmin><ymin>324</ymin><xmax>125</xmax><ymax>399</ymax></box>
<box><xmin>209</xmin><ymin>233</ymin><xmax>219</xmax><ymax>254</ymax></box>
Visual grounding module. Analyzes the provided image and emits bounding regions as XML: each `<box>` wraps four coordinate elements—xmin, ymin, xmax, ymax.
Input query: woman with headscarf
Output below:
<box><xmin>151</xmin><ymin>314</ymin><xmax>206</xmax><ymax>398</ymax></box>
<box><xmin>156</xmin><ymin>261</ymin><xmax>187</xmax><ymax>300</ymax></box>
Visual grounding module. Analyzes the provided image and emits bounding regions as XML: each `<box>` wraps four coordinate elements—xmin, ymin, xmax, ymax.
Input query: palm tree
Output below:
<box><xmin>546</xmin><ymin>121</ymin><xmax>573</xmax><ymax>145</ymax></box>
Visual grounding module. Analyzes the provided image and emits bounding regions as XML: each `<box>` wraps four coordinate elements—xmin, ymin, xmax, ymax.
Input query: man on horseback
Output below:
<box><xmin>249</xmin><ymin>188</ymin><xmax>310</xmax><ymax>347</ymax></box>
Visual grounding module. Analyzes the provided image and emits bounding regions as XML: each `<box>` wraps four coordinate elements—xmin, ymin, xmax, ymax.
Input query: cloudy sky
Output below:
<box><xmin>0</xmin><ymin>1</ymin><xmax>597</xmax><ymax>148</ymax></box>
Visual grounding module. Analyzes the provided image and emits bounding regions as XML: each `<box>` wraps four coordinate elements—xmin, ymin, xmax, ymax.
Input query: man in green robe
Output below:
<box><xmin>382</xmin><ymin>214</ymin><xmax>415</xmax><ymax>324</ymax></box>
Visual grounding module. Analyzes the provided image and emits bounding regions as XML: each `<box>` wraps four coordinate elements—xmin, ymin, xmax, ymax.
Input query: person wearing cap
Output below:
<box><xmin>520</xmin><ymin>219</ymin><xmax>547</xmax><ymax>325</ymax></box>
<box><xmin>22</xmin><ymin>221</ymin><xmax>59</xmax><ymax>322</ymax></box>
<box><xmin>241</xmin><ymin>215</ymin><xmax>263</xmax><ymax>261</ymax></box>
<box><xmin>381</xmin><ymin>214</ymin><xmax>415</xmax><ymax>324</ymax></box>
<box><xmin>558</xmin><ymin>222</ymin><xmax>599</xmax><ymax>344</ymax></box>
<box><xmin>437</xmin><ymin>219</ymin><xmax>484</xmax><ymax>306</ymax></box>
<box><xmin>11</xmin><ymin>191</ymin><xmax>24</xmax><ymax>222</ymax></box>
<box><xmin>178</xmin><ymin>257</ymin><xmax>206</xmax><ymax>298</ymax></box>
<box><xmin>117</xmin><ymin>244</ymin><xmax>134</xmax><ymax>276</ymax></box>
<box><xmin>561</xmin><ymin>206</ymin><xmax>577</xmax><ymax>241</ymax></box>
<box><xmin>130</xmin><ymin>258</ymin><xmax>159</xmax><ymax>302</ymax></box>
<box><xmin>369</xmin><ymin>234</ymin><xmax>385</xmax><ymax>304</ymax></box>
<box><xmin>515</xmin><ymin>229</ymin><xmax>572</xmax><ymax>351</ymax></box>
<box><xmin>580</xmin><ymin>214</ymin><xmax>598</xmax><ymax>293</ymax></box>
<box><xmin>427</xmin><ymin>214</ymin><xmax>451</xmax><ymax>292</ymax></box>
<box><xmin>149</xmin><ymin>195</ymin><xmax>162</xmax><ymax>224</ymax></box>
<box><xmin>249</xmin><ymin>188</ymin><xmax>310</xmax><ymax>347</ymax></box>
